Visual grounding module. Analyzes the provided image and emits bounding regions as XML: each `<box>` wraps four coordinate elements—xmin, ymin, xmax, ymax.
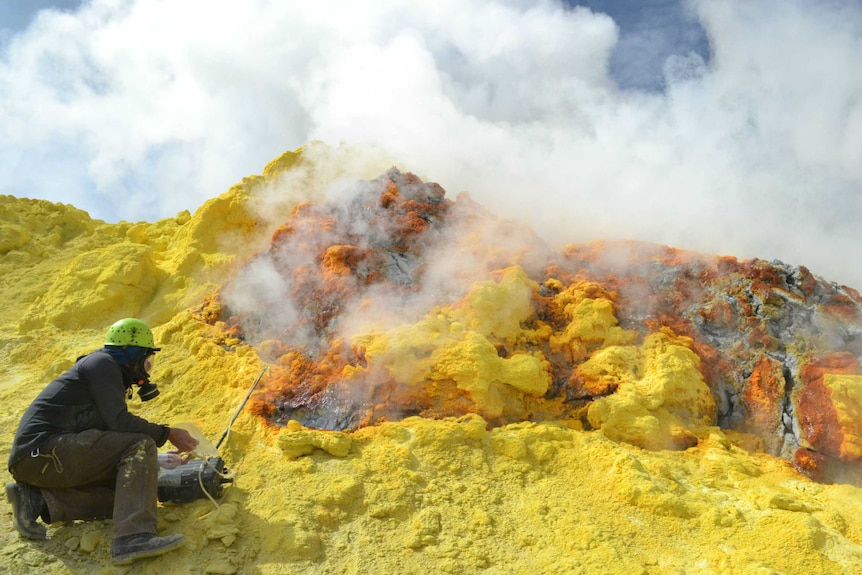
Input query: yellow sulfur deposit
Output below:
<box><xmin>823</xmin><ymin>374</ymin><xmax>862</xmax><ymax>461</ymax></box>
<box><xmin>549</xmin><ymin>280</ymin><xmax>638</xmax><ymax>363</ymax></box>
<box><xmin>349</xmin><ymin>267</ymin><xmax>551</xmax><ymax>418</ymax></box>
<box><xmin>457</xmin><ymin>266</ymin><xmax>539</xmax><ymax>345</ymax></box>
<box><xmin>1</xmin><ymin>147</ymin><xmax>862</xmax><ymax>575</ymax></box>
<box><xmin>585</xmin><ymin>329</ymin><xmax>717</xmax><ymax>451</ymax></box>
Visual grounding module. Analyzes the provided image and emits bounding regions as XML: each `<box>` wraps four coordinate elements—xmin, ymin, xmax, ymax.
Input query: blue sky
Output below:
<box><xmin>1</xmin><ymin>1</ymin><xmax>861</xmax><ymax>289</ymax></box>
<box><xmin>0</xmin><ymin>0</ymin><xmax>79</xmax><ymax>29</ymax></box>
<box><xmin>1</xmin><ymin>1</ymin><xmax>710</xmax><ymax>91</ymax></box>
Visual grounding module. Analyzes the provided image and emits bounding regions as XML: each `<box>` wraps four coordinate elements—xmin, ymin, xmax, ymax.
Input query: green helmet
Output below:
<box><xmin>104</xmin><ymin>318</ymin><xmax>160</xmax><ymax>350</ymax></box>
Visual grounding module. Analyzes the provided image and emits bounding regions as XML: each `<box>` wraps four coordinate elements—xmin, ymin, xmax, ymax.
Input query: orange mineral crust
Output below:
<box><xmin>741</xmin><ymin>355</ymin><xmax>786</xmax><ymax>453</ymax></box>
<box><xmin>207</xmin><ymin>163</ymin><xmax>862</xmax><ymax>485</ymax></box>
<box><xmin>794</xmin><ymin>353</ymin><xmax>862</xmax><ymax>482</ymax></box>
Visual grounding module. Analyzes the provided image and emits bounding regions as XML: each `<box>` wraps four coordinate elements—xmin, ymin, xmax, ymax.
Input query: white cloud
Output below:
<box><xmin>1</xmin><ymin>0</ymin><xmax>860</xmax><ymax>288</ymax></box>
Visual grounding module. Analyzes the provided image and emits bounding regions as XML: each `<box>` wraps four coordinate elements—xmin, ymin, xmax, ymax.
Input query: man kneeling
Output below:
<box><xmin>6</xmin><ymin>318</ymin><xmax>198</xmax><ymax>565</ymax></box>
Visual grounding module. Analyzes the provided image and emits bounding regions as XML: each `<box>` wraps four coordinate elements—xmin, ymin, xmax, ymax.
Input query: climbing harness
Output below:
<box><xmin>31</xmin><ymin>447</ymin><xmax>64</xmax><ymax>475</ymax></box>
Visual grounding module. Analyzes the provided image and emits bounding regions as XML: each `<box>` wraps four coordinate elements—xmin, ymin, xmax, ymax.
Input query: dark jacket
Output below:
<box><xmin>8</xmin><ymin>350</ymin><xmax>170</xmax><ymax>470</ymax></box>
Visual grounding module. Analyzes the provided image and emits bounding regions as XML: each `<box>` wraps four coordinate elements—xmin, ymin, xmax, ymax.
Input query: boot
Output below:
<box><xmin>111</xmin><ymin>533</ymin><xmax>186</xmax><ymax>565</ymax></box>
<box><xmin>5</xmin><ymin>482</ymin><xmax>47</xmax><ymax>540</ymax></box>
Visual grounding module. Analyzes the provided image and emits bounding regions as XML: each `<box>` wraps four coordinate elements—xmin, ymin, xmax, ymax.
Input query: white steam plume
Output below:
<box><xmin>1</xmin><ymin>0</ymin><xmax>860</xmax><ymax>288</ymax></box>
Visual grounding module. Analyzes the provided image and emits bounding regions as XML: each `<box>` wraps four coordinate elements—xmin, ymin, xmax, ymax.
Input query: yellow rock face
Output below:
<box><xmin>349</xmin><ymin>266</ymin><xmax>552</xmax><ymax>418</ymax></box>
<box><xmin>823</xmin><ymin>374</ymin><xmax>862</xmax><ymax>460</ymax></box>
<box><xmin>549</xmin><ymin>282</ymin><xmax>637</xmax><ymax>362</ymax></box>
<box><xmin>1</xmin><ymin>148</ymin><xmax>861</xmax><ymax>574</ymax></box>
<box><xmin>586</xmin><ymin>329</ymin><xmax>717</xmax><ymax>450</ymax></box>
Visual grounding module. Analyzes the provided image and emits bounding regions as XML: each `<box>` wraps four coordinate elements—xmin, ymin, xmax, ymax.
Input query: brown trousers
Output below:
<box><xmin>9</xmin><ymin>429</ymin><xmax>159</xmax><ymax>538</ymax></box>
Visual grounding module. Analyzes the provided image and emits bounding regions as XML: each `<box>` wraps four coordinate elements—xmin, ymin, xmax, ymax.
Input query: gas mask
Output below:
<box><xmin>133</xmin><ymin>352</ymin><xmax>160</xmax><ymax>401</ymax></box>
<box><xmin>137</xmin><ymin>381</ymin><xmax>160</xmax><ymax>401</ymax></box>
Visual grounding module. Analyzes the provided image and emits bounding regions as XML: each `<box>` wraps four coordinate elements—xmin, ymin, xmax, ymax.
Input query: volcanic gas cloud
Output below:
<box><xmin>210</xmin><ymin>167</ymin><xmax>862</xmax><ymax>486</ymax></box>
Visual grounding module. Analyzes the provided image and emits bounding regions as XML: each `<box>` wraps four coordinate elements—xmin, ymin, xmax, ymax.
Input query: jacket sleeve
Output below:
<box><xmin>80</xmin><ymin>353</ymin><xmax>171</xmax><ymax>447</ymax></box>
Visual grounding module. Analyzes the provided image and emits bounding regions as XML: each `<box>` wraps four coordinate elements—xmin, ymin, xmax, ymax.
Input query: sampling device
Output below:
<box><xmin>157</xmin><ymin>366</ymin><xmax>268</xmax><ymax>503</ymax></box>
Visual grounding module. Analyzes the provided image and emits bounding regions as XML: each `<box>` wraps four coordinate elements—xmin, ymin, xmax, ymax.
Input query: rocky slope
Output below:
<box><xmin>1</xmin><ymin>145</ymin><xmax>861</xmax><ymax>574</ymax></box>
<box><xmin>217</xmin><ymin>161</ymin><xmax>862</xmax><ymax>486</ymax></box>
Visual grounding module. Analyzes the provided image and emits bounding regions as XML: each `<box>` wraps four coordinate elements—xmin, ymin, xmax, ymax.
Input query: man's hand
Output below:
<box><xmin>168</xmin><ymin>427</ymin><xmax>199</xmax><ymax>453</ymax></box>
